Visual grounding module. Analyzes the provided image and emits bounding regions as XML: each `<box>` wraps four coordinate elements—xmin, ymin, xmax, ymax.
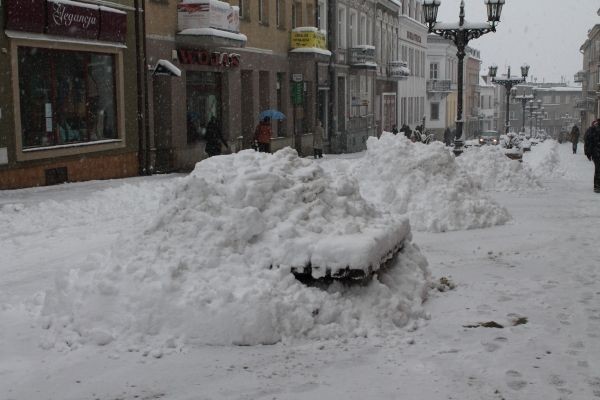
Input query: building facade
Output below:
<box><xmin>463</xmin><ymin>46</ymin><xmax>481</xmax><ymax>139</ymax></box>
<box><xmin>425</xmin><ymin>35</ymin><xmax>457</xmax><ymax>140</ymax></box>
<box><xmin>478</xmin><ymin>75</ymin><xmax>498</xmax><ymax>133</ymax></box>
<box><xmin>145</xmin><ymin>0</ymin><xmax>330</xmax><ymax>172</ymax></box>
<box><xmin>576</xmin><ymin>13</ymin><xmax>600</xmax><ymax>130</ymax></box>
<box><xmin>0</xmin><ymin>0</ymin><xmax>141</xmax><ymax>189</ymax></box>
<box><xmin>397</xmin><ymin>0</ymin><xmax>427</xmax><ymax>132</ymax></box>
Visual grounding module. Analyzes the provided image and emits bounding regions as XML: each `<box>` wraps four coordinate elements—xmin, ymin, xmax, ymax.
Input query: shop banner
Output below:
<box><xmin>47</xmin><ymin>0</ymin><xmax>100</xmax><ymax>40</ymax></box>
<box><xmin>178</xmin><ymin>0</ymin><xmax>240</xmax><ymax>33</ymax></box>
<box><xmin>6</xmin><ymin>0</ymin><xmax>46</xmax><ymax>33</ymax></box>
<box><xmin>290</xmin><ymin>30</ymin><xmax>326</xmax><ymax>50</ymax></box>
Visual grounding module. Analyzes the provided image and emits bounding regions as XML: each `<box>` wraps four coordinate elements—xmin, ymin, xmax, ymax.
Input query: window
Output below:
<box><xmin>186</xmin><ymin>72</ymin><xmax>222</xmax><ymax>144</ymax></box>
<box><xmin>276</xmin><ymin>0</ymin><xmax>282</xmax><ymax>27</ymax></box>
<box><xmin>430</xmin><ymin>63</ymin><xmax>439</xmax><ymax>80</ymax></box>
<box><xmin>239</xmin><ymin>0</ymin><xmax>245</xmax><ymax>19</ymax></box>
<box><xmin>360</xmin><ymin>14</ymin><xmax>367</xmax><ymax>45</ymax></box>
<box><xmin>431</xmin><ymin>103</ymin><xmax>440</xmax><ymax>121</ymax></box>
<box><xmin>258</xmin><ymin>0</ymin><xmax>266</xmax><ymax>24</ymax></box>
<box><xmin>317</xmin><ymin>1</ymin><xmax>327</xmax><ymax>31</ymax></box>
<box><xmin>350</xmin><ymin>11</ymin><xmax>357</xmax><ymax>48</ymax></box>
<box><xmin>292</xmin><ymin>3</ymin><xmax>297</xmax><ymax>29</ymax></box>
<box><xmin>338</xmin><ymin>7</ymin><xmax>346</xmax><ymax>49</ymax></box>
<box><xmin>17</xmin><ymin>47</ymin><xmax>118</xmax><ymax>149</ymax></box>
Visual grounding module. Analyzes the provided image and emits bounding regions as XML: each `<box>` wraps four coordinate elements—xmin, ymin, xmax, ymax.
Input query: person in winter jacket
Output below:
<box><xmin>313</xmin><ymin>120</ymin><xmax>324</xmax><ymax>159</ymax></box>
<box><xmin>400</xmin><ymin>123</ymin><xmax>411</xmax><ymax>139</ymax></box>
<box><xmin>570</xmin><ymin>124</ymin><xmax>580</xmax><ymax>154</ymax></box>
<box><xmin>391</xmin><ymin>124</ymin><xmax>399</xmax><ymax>135</ymax></box>
<box><xmin>254</xmin><ymin>117</ymin><xmax>273</xmax><ymax>153</ymax></box>
<box><xmin>204</xmin><ymin>116</ymin><xmax>228</xmax><ymax>157</ymax></box>
<box><xmin>584</xmin><ymin>119</ymin><xmax>600</xmax><ymax>193</ymax></box>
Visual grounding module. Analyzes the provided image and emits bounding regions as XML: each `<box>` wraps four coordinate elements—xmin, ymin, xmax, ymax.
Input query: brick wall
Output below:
<box><xmin>0</xmin><ymin>152</ymin><xmax>139</xmax><ymax>190</ymax></box>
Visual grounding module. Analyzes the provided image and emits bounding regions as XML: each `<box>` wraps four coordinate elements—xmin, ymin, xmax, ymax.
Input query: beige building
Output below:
<box><xmin>464</xmin><ymin>46</ymin><xmax>481</xmax><ymax>139</ymax></box>
<box><xmin>145</xmin><ymin>0</ymin><xmax>329</xmax><ymax>171</ymax></box>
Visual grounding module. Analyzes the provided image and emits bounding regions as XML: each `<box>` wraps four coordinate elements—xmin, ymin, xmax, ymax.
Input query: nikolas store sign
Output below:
<box><xmin>178</xmin><ymin>49</ymin><xmax>240</xmax><ymax>68</ymax></box>
<box><xmin>6</xmin><ymin>0</ymin><xmax>127</xmax><ymax>43</ymax></box>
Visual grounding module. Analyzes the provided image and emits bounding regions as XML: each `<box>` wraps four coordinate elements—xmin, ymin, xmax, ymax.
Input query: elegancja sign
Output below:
<box><xmin>52</xmin><ymin>2</ymin><xmax>98</xmax><ymax>29</ymax></box>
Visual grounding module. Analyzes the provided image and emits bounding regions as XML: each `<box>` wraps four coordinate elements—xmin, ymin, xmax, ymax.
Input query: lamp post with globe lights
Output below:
<box><xmin>511</xmin><ymin>87</ymin><xmax>535</xmax><ymax>134</ymax></box>
<box><xmin>488</xmin><ymin>64</ymin><xmax>530</xmax><ymax>134</ymax></box>
<box><xmin>422</xmin><ymin>0</ymin><xmax>505</xmax><ymax>155</ymax></box>
<box><xmin>525</xmin><ymin>99</ymin><xmax>540</xmax><ymax>136</ymax></box>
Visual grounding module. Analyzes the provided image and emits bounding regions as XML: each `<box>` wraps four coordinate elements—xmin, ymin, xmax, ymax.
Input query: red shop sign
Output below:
<box><xmin>178</xmin><ymin>49</ymin><xmax>241</xmax><ymax>68</ymax></box>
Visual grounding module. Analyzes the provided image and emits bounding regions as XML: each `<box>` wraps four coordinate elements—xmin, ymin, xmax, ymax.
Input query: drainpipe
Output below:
<box><xmin>141</xmin><ymin>0</ymin><xmax>151</xmax><ymax>175</ymax></box>
<box><xmin>134</xmin><ymin>0</ymin><xmax>145</xmax><ymax>175</ymax></box>
<box><xmin>327</xmin><ymin>0</ymin><xmax>336</xmax><ymax>153</ymax></box>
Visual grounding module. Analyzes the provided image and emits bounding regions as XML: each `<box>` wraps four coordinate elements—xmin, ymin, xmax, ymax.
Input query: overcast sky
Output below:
<box><xmin>435</xmin><ymin>0</ymin><xmax>599</xmax><ymax>84</ymax></box>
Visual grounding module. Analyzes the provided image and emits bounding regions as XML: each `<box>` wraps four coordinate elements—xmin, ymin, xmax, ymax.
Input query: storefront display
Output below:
<box><xmin>186</xmin><ymin>71</ymin><xmax>221</xmax><ymax>144</ymax></box>
<box><xmin>17</xmin><ymin>47</ymin><xmax>117</xmax><ymax>148</ymax></box>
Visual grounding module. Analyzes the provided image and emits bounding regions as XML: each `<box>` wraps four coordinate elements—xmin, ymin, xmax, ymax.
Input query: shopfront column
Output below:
<box><xmin>223</xmin><ymin>68</ymin><xmax>241</xmax><ymax>150</ymax></box>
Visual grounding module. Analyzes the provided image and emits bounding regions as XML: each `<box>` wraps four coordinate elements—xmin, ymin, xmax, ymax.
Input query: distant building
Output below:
<box><xmin>464</xmin><ymin>46</ymin><xmax>482</xmax><ymax>139</ymax></box>
<box><xmin>576</xmin><ymin>17</ymin><xmax>600</xmax><ymax>129</ymax></box>
<box><xmin>425</xmin><ymin>35</ymin><xmax>458</xmax><ymax>140</ymax></box>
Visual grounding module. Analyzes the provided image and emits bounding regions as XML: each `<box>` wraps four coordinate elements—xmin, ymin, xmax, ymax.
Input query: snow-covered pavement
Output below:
<box><xmin>1</xmin><ymin>142</ymin><xmax>599</xmax><ymax>400</ymax></box>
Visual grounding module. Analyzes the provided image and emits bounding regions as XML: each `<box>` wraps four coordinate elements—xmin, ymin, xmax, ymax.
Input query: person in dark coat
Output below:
<box><xmin>400</xmin><ymin>123</ymin><xmax>412</xmax><ymax>139</ymax></box>
<box><xmin>205</xmin><ymin>116</ymin><xmax>228</xmax><ymax>157</ymax></box>
<box><xmin>391</xmin><ymin>124</ymin><xmax>399</xmax><ymax>135</ymax></box>
<box><xmin>570</xmin><ymin>124</ymin><xmax>580</xmax><ymax>154</ymax></box>
<box><xmin>584</xmin><ymin>119</ymin><xmax>600</xmax><ymax>193</ymax></box>
<box><xmin>444</xmin><ymin>127</ymin><xmax>453</xmax><ymax>146</ymax></box>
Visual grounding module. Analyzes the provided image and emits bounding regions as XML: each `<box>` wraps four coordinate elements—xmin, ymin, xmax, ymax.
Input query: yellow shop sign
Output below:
<box><xmin>290</xmin><ymin>30</ymin><xmax>326</xmax><ymax>50</ymax></box>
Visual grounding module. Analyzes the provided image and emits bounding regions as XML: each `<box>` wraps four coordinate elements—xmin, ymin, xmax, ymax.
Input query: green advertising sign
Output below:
<box><xmin>291</xmin><ymin>82</ymin><xmax>304</xmax><ymax>106</ymax></box>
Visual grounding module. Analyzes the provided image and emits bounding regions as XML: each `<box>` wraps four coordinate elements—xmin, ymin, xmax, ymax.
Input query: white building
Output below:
<box><xmin>425</xmin><ymin>35</ymin><xmax>458</xmax><ymax>140</ymax></box>
<box><xmin>397</xmin><ymin>0</ymin><xmax>428</xmax><ymax>131</ymax></box>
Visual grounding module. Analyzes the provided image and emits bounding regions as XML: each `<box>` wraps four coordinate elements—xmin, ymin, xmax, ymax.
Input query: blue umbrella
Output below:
<box><xmin>259</xmin><ymin>109</ymin><xmax>286</xmax><ymax>121</ymax></box>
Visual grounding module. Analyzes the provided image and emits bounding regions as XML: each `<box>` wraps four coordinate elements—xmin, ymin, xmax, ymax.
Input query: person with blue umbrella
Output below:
<box><xmin>259</xmin><ymin>109</ymin><xmax>286</xmax><ymax>121</ymax></box>
<box><xmin>254</xmin><ymin>116</ymin><xmax>273</xmax><ymax>153</ymax></box>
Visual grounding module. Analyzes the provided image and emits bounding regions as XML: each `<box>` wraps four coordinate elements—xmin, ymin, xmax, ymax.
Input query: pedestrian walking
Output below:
<box><xmin>254</xmin><ymin>117</ymin><xmax>273</xmax><ymax>153</ymax></box>
<box><xmin>444</xmin><ymin>127</ymin><xmax>453</xmax><ymax>146</ymax></box>
<box><xmin>584</xmin><ymin>119</ymin><xmax>600</xmax><ymax>193</ymax></box>
<box><xmin>570</xmin><ymin>124</ymin><xmax>580</xmax><ymax>154</ymax></box>
<box><xmin>204</xmin><ymin>116</ymin><xmax>228</xmax><ymax>157</ymax></box>
<box><xmin>313</xmin><ymin>120</ymin><xmax>324</xmax><ymax>159</ymax></box>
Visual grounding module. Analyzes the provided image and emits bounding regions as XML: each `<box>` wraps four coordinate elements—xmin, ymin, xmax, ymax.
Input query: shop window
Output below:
<box><xmin>186</xmin><ymin>71</ymin><xmax>222</xmax><ymax>144</ymax></box>
<box><xmin>17</xmin><ymin>47</ymin><xmax>117</xmax><ymax>149</ymax></box>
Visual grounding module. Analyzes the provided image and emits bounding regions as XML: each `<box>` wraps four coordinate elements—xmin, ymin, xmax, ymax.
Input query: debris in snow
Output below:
<box><xmin>463</xmin><ymin>321</ymin><xmax>505</xmax><ymax>329</ymax></box>
<box><xmin>433</xmin><ymin>276</ymin><xmax>456</xmax><ymax>292</ymax></box>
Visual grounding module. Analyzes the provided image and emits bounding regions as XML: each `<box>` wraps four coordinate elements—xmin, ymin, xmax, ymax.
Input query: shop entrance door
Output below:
<box><xmin>382</xmin><ymin>93</ymin><xmax>397</xmax><ymax>132</ymax></box>
<box><xmin>186</xmin><ymin>72</ymin><xmax>222</xmax><ymax>144</ymax></box>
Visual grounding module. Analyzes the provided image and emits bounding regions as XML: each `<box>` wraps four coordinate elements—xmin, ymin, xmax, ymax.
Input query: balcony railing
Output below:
<box><xmin>387</xmin><ymin>61</ymin><xmax>410</xmax><ymax>79</ymax></box>
<box><xmin>427</xmin><ymin>80</ymin><xmax>452</xmax><ymax>93</ymax></box>
<box><xmin>576</xmin><ymin>97</ymin><xmax>596</xmax><ymax>111</ymax></box>
<box><xmin>574</xmin><ymin>70</ymin><xmax>587</xmax><ymax>83</ymax></box>
<box><xmin>349</xmin><ymin>46</ymin><xmax>377</xmax><ymax>69</ymax></box>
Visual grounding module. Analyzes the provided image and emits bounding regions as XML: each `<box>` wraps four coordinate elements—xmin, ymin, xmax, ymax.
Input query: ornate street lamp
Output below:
<box><xmin>489</xmin><ymin>64</ymin><xmax>529</xmax><ymax>134</ymax></box>
<box><xmin>423</xmin><ymin>0</ymin><xmax>504</xmax><ymax>155</ymax></box>
<box><xmin>512</xmin><ymin>86</ymin><xmax>535</xmax><ymax>133</ymax></box>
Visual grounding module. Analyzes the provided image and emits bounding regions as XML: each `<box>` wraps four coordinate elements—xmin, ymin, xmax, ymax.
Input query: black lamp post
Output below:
<box><xmin>489</xmin><ymin>64</ymin><xmax>529</xmax><ymax>134</ymax></box>
<box><xmin>512</xmin><ymin>87</ymin><xmax>535</xmax><ymax>133</ymax></box>
<box><xmin>423</xmin><ymin>0</ymin><xmax>505</xmax><ymax>155</ymax></box>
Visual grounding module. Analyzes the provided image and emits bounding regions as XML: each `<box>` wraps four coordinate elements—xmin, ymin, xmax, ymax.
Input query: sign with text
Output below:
<box><xmin>178</xmin><ymin>0</ymin><xmax>240</xmax><ymax>33</ymax></box>
<box><xmin>290</xmin><ymin>30</ymin><xmax>326</xmax><ymax>50</ymax></box>
<box><xmin>291</xmin><ymin>82</ymin><xmax>304</xmax><ymax>105</ymax></box>
<box><xmin>47</xmin><ymin>0</ymin><xmax>100</xmax><ymax>39</ymax></box>
<box><xmin>177</xmin><ymin>48</ymin><xmax>241</xmax><ymax>68</ymax></box>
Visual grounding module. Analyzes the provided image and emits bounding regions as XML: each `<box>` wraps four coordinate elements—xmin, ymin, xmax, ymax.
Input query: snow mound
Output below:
<box><xmin>524</xmin><ymin>140</ymin><xmax>564</xmax><ymax>179</ymax></box>
<box><xmin>40</xmin><ymin>148</ymin><xmax>430</xmax><ymax>350</ymax></box>
<box><xmin>350</xmin><ymin>134</ymin><xmax>511</xmax><ymax>232</ymax></box>
<box><xmin>458</xmin><ymin>145</ymin><xmax>543</xmax><ymax>191</ymax></box>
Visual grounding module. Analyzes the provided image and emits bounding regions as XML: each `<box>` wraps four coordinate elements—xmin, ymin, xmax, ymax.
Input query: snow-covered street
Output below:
<box><xmin>1</xmin><ymin>140</ymin><xmax>599</xmax><ymax>400</ymax></box>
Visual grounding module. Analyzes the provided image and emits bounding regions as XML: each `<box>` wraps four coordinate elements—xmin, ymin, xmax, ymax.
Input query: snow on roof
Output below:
<box><xmin>154</xmin><ymin>59</ymin><xmax>181</xmax><ymax>77</ymax></box>
<box><xmin>433</xmin><ymin>21</ymin><xmax>492</xmax><ymax>30</ymax></box>
<box><xmin>289</xmin><ymin>47</ymin><xmax>332</xmax><ymax>57</ymax></box>
<box><xmin>178</xmin><ymin>28</ymin><xmax>247</xmax><ymax>42</ymax></box>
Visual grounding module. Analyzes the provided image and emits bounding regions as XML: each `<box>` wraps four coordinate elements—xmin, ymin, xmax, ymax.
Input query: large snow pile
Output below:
<box><xmin>524</xmin><ymin>140</ymin><xmax>564</xmax><ymax>179</ymax></box>
<box><xmin>457</xmin><ymin>145</ymin><xmax>543</xmax><ymax>192</ymax></box>
<box><xmin>40</xmin><ymin>149</ymin><xmax>430</xmax><ymax>351</ymax></box>
<box><xmin>348</xmin><ymin>134</ymin><xmax>510</xmax><ymax>232</ymax></box>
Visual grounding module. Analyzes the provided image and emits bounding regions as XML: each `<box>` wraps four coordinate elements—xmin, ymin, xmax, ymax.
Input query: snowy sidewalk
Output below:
<box><xmin>1</xmin><ymin>143</ymin><xmax>599</xmax><ymax>400</ymax></box>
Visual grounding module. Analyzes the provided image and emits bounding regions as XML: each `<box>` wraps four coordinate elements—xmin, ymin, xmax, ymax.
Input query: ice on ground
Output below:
<box><xmin>458</xmin><ymin>145</ymin><xmax>543</xmax><ymax>192</ymax></box>
<box><xmin>347</xmin><ymin>133</ymin><xmax>511</xmax><ymax>232</ymax></box>
<box><xmin>524</xmin><ymin>140</ymin><xmax>564</xmax><ymax>179</ymax></box>
<box><xmin>40</xmin><ymin>148</ymin><xmax>430</xmax><ymax>350</ymax></box>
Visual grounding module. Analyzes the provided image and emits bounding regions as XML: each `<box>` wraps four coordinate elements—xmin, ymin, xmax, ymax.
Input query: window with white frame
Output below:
<box><xmin>238</xmin><ymin>0</ymin><xmax>245</xmax><ymax>19</ymax></box>
<box><xmin>430</xmin><ymin>63</ymin><xmax>439</xmax><ymax>80</ymax></box>
<box><xmin>338</xmin><ymin>6</ymin><xmax>346</xmax><ymax>49</ymax></box>
<box><xmin>350</xmin><ymin>10</ymin><xmax>358</xmax><ymax>48</ymax></box>
<box><xmin>360</xmin><ymin>14</ymin><xmax>367</xmax><ymax>45</ymax></box>
<box><xmin>317</xmin><ymin>1</ymin><xmax>327</xmax><ymax>32</ymax></box>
